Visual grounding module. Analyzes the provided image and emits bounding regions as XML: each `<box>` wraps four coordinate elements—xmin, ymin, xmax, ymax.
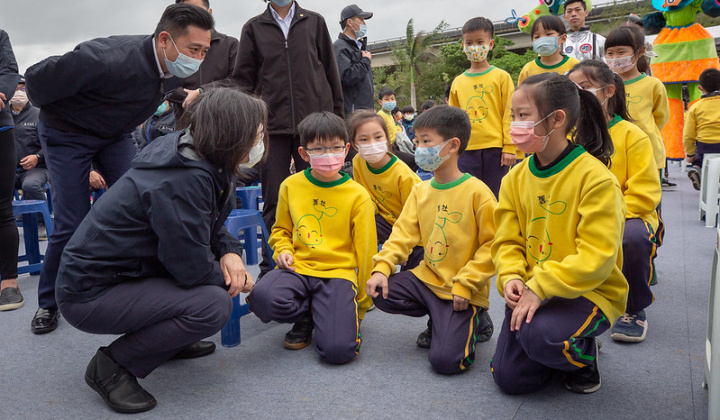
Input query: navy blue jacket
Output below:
<box><xmin>12</xmin><ymin>103</ymin><xmax>45</xmax><ymax>169</ymax></box>
<box><xmin>56</xmin><ymin>130</ymin><xmax>241</xmax><ymax>303</ymax></box>
<box><xmin>25</xmin><ymin>35</ymin><xmax>164</xmax><ymax>139</ymax></box>
<box><xmin>0</xmin><ymin>29</ymin><xmax>20</xmax><ymax>129</ymax></box>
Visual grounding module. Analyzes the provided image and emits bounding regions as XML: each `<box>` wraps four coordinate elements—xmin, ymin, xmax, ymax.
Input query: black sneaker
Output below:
<box><xmin>283</xmin><ymin>316</ymin><xmax>314</xmax><ymax>350</ymax></box>
<box><xmin>477</xmin><ymin>310</ymin><xmax>494</xmax><ymax>342</ymax></box>
<box><xmin>0</xmin><ymin>287</ymin><xmax>24</xmax><ymax>311</ymax></box>
<box><xmin>687</xmin><ymin>167</ymin><xmax>701</xmax><ymax>190</ymax></box>
<box><xmin>416</xmin><ymin>318</ymin><xmax>432</xmax><ymax>348</ymax></box>
<box><xmin>564</xmin><ymin>339</ymin><xmax>601</xmax><ymax>394</ymax></box>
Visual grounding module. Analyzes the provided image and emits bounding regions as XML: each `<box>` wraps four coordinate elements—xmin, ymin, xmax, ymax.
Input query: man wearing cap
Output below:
<box><xmin>334</xmin><ymin>4</ymin><xmax>374</xmax><ymax>116</ymax></box>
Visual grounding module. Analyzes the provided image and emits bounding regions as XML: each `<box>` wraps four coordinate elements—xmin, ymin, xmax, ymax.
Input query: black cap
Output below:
<box><xmin>18</xmin><ymin>75</ymin><xmax>25</xmax><ymax>84</ymax></box>
<box><xmin>340</xmin><ymin>4</ymin><xmax>372</xmax><ymax>24</ymax></box>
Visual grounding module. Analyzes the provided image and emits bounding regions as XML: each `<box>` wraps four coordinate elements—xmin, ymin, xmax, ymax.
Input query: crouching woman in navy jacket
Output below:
<box><xmin>55</xmin><ymin>88</ymin><xmax>268</xmax><ymax>414</ymax></box>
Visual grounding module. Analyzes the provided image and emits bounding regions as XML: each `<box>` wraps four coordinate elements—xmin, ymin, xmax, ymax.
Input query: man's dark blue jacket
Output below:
<box><xmin>56</xmin><ymin>130</ymin><xmax>241</xmax><ymax>303</ymax></box>
<box><xmin>25</xmin><ymin>35</ymin><xmax>164</xmax><ymax>139</ymax></box>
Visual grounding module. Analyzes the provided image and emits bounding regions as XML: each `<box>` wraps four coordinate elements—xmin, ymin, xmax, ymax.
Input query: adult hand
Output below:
<box><xmin>20</xmin><ymin>155</ymin><xmax>39</xmax><ymax>170</ymax></box>
<box><xmin>0</xmin><ymin>92</ymin><xmax>5</xmax><ymax>110</ymax></box>
<box><xmin>89</xmin><ymin>170</ymin><xmax>107</xmax><ymax>190</ymax></box>
<box><xmin>510</xmin><ymin>286</ymin><xmax>541</xmax><ymax>331</ymax></box>
<box><xmin>366</xmin><ymin>272</ymin><xmax>388</xmax><ymax>299</ymax></box>
<box><xmin>220</xmin><ymin>252</ymin><xmax>253</xmax><ymax>297</ymax></box>
<box><xmin>276</xmin><ymin>253</ymin><xmax>295</xmax><ymax>271</ymax></box>
<box><xmin>453</xmin><ymin>295</ymin><xmax>469</xmax><ymax>311</ymax></box>
<box><xmin>503</xmin><ymin>279</ymin><xmax>525</xmax><ymax>308</ymax></box>
<box><xmin>182</xmin><ymin>88</ymin><xmax>201</xmax><ymax>109</ymax></box>
<box><xmin>501</xmin><ymin>153</ymin><xmax>516</xmax><ymax>167</ymax></box>
<box><xmin>361</xmin><ymin>50</ymin><xmax>372</xmax><ymax>60</ymax></box>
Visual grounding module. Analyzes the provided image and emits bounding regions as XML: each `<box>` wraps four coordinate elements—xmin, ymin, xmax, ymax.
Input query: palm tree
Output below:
<box><xmin>403</xmin><ymin>19</ymin><xmax>440</xmax><ymax>109</ymax></box>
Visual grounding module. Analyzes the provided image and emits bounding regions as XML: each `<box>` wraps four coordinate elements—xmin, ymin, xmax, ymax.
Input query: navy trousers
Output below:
<box><xmin>492</xmin><ymin>297</ymin><xmax>609</xmax><ymax>395</ymax></box>
<box><xmin>248</xmin><ymin>269</ymin><xmax>361</xmax><ymax>365</ymax></box>
<box><xmin>372</xmin><ymin>271</ymin><xmax>486</xmax><ymax>374</ymax></box>
<box><xmin>37</xmin><ymin>123</ymin><xmax>135</xmax><ymax>310</ymax></box>
<box><xmin>57</xmin><ymin>277</ymin><xmax>232</xmax><ymax>378</ymax></box>
<box><xmin>457</xmin><ymin>147</ymin><xmax>508</xmax><ymax>199</ymax></box>
<box><xmin>15</xmin><ymin>167</ymin><xmax>49</xmax><ymax>200</ymax></box>
<box><xmin>623</xmin><ymin>218</ymin><xmax>656</xmax><ymax>313</ymax></box>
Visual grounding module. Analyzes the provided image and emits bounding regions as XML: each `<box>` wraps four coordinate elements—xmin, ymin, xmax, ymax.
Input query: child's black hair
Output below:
<box><xmin>519</xmin><ymin>73</ymin><xmax>614</xmax><ymax>166</ymax></box>
<box><xmin>462</xmin><ymin>17</ymin><xmax>494</xmax><ymax>38</ymax></box>
<box><xmin>605</xmin><ymin>26</ymin><xmax>649</xmax><ymax>74</ymax></box>
<box><xmin>530</xmin><ymin>15</ymin><xmax>567</xmax><ymax>38</ymax></box>
<box><xmin>699</xmin><ymin>68</ymin><xmax>720</xmax><ymax>93</ymax></box>
<box><xmin>413</xmin><ymin>105</ymin><xmax>470</xmax><ymax>155</ymax></box>
<box><xmin>568</xmin><ymin>59</ymin><xmax>632</xmax><ymax>122</ymax></box>
<box><xmin>378</xmin><ymin>87</ymin><xmax>395</xmax><ymax>100</ymax></box>
<box><xmin>392</xmin><ymin>106</ymin><xmax>402</xmax><ymax>115</ymax></box>
<box><xmin>347</xmin><ymin>109</ymin><xmax>390</xmax><ymax>145</ymax></box>
<box><xmin>401</xmin><ymin>105</ymin><xmax>415</xmax><ymax>114</ymax></box>
<box><xmin>297</xmin><ymin>111</ymin><xmax>348</xmax><ymax>147</ymax></box>
<box><xmin>420</xmin><ymin>100</ymin><xmax>436</xmax><ymax>112</ymax></box>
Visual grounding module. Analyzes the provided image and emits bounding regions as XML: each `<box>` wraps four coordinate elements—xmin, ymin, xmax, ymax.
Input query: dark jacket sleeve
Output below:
<box><xmin>145</xmin><ymin>173</ymin><xmax>227</xmax><ymax>289</ymax></box>
<box><xmin>211</xmin><ymin>225</ymin><xmax>242</xmax><ymax>260</ymax></box>
<box><xmin>0</xmin><ymin>30</ymin><xmax>19</xmax><ymax>103</ymax></box>
<box><xmin>335</xmin><ymin>42</ymin><xmax>372</xmax><ymax>88</ymax></box>
<box><xmin>24</xmin><ymin>41</ymin><xmax>106</xmax><ymax>107</ymax></box>
<box><xmin>229</xmin><ymin>22</ymin><xmax>259</xmax><ymax>93</ymax></box>
<box><xmin>316</xmin><ymin>17</ymin><xmax>344</xmax><ymax>118</ymax></box>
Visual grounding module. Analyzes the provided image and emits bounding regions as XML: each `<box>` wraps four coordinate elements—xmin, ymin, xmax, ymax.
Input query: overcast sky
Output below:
<box><xmin>3</xmin><ymin>0</ymin><xmax>616</xmax><ymax>73</ymax></box>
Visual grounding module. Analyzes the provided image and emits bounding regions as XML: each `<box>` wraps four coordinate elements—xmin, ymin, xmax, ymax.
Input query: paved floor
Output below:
<box><xmin>0</xmin><ymin>163</ymin><xmax>715</xmax><ymax>419</ymax></box>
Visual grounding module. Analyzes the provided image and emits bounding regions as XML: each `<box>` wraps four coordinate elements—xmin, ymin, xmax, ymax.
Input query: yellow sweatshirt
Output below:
<box><xmin>352</xmin><ymin>154</ymin><xmax>421</xmax><ymax>226</ymax></box>
<box><xmin>379</xmin><ymin>109</ymin><xmax>399</xmax><ymax>144</ymax></box>
<box><xmin>492</xmin><ymin>145</ymin><xmax>628</xmax><ymax>323</ymax></box>
<box><xmin>683</xmin><ymin>94</ymin><xmax>720</xmax><ymax>156</ymax></box>
<box><xmin>449</xmin><ymin>67</ymin><xmax>516</xmax><ymax>154</ymax></box>
<box><xmin>624</xmin><ymin>73</ymin><xmax>669</xmax><ymax>169</ymax></box>
<box><xmin>270</xmin><ymin>169</ymin><xmax>377</xmax><ymax>318</ymax></box>
<box><xmin>607</xmin><ymin>115</ymin><xmax>661</xmax><ymax>231</ymax></box>
<box><xmin>373</xmin><ymin>174</ymin><xmax>497</xmax><ymax>309</ymax></box>
<box><xmin>517</xmin><ymin>56</ymin><xmax>580</xmax><ymax>85</ymax></box>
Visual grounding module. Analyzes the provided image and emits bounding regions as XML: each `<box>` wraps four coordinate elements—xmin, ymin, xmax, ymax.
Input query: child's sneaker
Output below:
<box><xmin>687</xmin><ymin>166</ymin><xmax>701</xmax><ymax>190</ymax></box>
<box><xmin>283</xmin><ymin>316</ymin><xmax>314</xmax><ymax>350</ymax></box>
<box><xmin>477</xmin><ymin>310</ymin><xmax>494</xmax><ymax>342</ymax></box>
<box><xmin>610</xmin><ymin>310</ymin><xmax>648</xmax><ymax>342</ymax></box>
<box><xmin>564</xmin><ymin>339</ymin><xmax>601</xmax><ymax>394</ymax></box>
<box><xmin>416</xmin><ymin>318</ymin><xmax>432</xmax><ymax>348</ymax></box>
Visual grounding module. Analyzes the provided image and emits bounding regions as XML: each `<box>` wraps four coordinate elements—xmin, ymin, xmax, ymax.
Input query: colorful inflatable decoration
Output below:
<box><xmin>506</xmin><ymin>0</ymin><xmax>593</xmax><ymax>34</ymax></box>
<box><xmin>643</xmin><ymin>0</ymin><xmax>720</xmax><ymax>159</ymax></box>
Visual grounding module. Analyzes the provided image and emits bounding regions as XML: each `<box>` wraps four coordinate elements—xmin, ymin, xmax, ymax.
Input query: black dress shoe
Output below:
<box><xmin>31</xmin><ymin>307</ymin><xmax>59</xmax><ymax>334</ymax></box>
<box><xmin>170</xmin><ymin>341</ymin><xmax>216</xmax><ymax>360</ymax></box>
<box><xmin>85</xmin><ymin>347</ymin><xmax>157</xmax><ymax>413</ymax></box>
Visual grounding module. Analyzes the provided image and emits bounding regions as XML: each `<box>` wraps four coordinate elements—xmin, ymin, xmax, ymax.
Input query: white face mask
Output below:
<box><xmin>10</xmin><ymin>90</ymin><xmax>28</xmax><ymax>107</ymax></box>
<box><xmin>357</xmin><ymin>141</ymin><xmax>388</xmax><ymax>164</ymax></box>
<box><xmin>239</xmin><ymin>137</ymin><xmax>265</xmax><ymax>169</ymax></box>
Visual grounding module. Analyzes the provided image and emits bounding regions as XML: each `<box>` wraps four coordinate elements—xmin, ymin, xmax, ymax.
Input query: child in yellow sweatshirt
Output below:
<box><xmin>517</xmin><ymin>15</ymin><xmax>580</xmax><ymax>85</ymax></box>
<box><xmin>448</xmin><ymin>17</ymin><xmax>516</xmax><ymax>198</ymax></box>
<box><xmin>491</xmin><ymin>73</ymin><xmax>628</xmax><ymax>395</ymax></box>
<box><xmin>569</xmin><ymin>60</ymin><xmax>661</xmax><ymax>344</ymax></box>
<box><xmin>366</xmin><ymin>105</ymin><xmax>497</xmax><ymax>374</ymax></box>
<box><xmin>684</xmin><ymin>68</ymin><xmax>720</xmax><ymax>190</ymax></box>
<box><xmin>248</xmin><ymin>112</ymin><xmax>376</xmax><ymax>365</ymax></box>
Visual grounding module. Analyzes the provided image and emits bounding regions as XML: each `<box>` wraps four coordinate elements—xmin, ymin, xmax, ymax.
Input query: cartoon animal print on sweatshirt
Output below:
<box><xmin>465</xmin><ymin>85</ymin><xmax>494</xmax><ymax>123</ymax></box>
<box><xmin>527</xmin><ymin>195</ymin><xmax>567</xmax><ymax>264</ymax></box>
<box><xmin>296</xmin><ymin>199</ymin><xmax>338</xmax><ymax>248</ymax></box>
<box><xmin>425</xmin><ymin>204</ymin><xmax>463</xmax><ymax>265</ymax></box>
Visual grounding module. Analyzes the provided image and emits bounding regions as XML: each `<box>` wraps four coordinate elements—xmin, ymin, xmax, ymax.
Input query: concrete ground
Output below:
<box><xmin>0</xmin><ymin>162</ymin><xmax>714</xmax><ymax>419</ymax></box>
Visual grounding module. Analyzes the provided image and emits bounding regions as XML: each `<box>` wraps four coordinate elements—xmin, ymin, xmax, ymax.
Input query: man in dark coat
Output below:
<box><xmin>333</xmin><ymin>4</ymin><xmax>374</xmax><ymax>116</ymax></box>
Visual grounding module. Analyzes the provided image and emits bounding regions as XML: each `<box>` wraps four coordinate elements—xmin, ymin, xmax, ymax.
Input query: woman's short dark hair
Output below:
<box><xmin>531</xmin><ymin>15</ymin><xmax>567</xmax><ymax>38</ymax></box>
<box><xmin>297</xmin><ymin>111</ymin><xmax>349</xmax><ymax>147</ymax></box>
<box><xmin>154</xmin><ymin>4</ymin><xmax>214</xmax><ymax>38</ymax></box>
<box><xmin>177</xmin><ymin>88</ymin><xmax>268</xmax><ymax>176</ymax></box>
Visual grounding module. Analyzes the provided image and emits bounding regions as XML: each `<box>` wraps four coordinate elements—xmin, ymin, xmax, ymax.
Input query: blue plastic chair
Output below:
<box><xmin>12</xmin><ymin>200</ymin><xmax>54</xmax><ymax>275</ymax></box>
<box><xmin>236</xmin><ymin>186</ymin><xmax>262</xmax><ymax>210</ymax></box>
<box><xmin>416</xmin><ymin>170</ymin><xmax>433</xmax><ymax>181</ymax></box>
<box><xmin>221</xmin><ymin>209</ymin><xmax>275</xmax><ymax>347</ymax></box>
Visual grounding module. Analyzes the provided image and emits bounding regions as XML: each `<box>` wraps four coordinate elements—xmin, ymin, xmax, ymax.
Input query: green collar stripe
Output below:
<box><xmin>430</xmin><ymin>173</ymin><xmax>472</xmax><ymax>190</ymax></box>
<box><xmin>607</xmin><ymin>114</ymin><xmax>622</xmax><ymax>129</ymax></box>
<box><xmin>303</xmin><ymin>168</ymin><xmax>350</xmax><ymax>187</ymax></box>
<box><xmin>535</xmin><ymin>55</ymin><xmax>569</xmax><ymax>70</ymax></box>
<box><xmin>367</xmin><ymin>154</ymin><xmax>397</xmax><ymax>174</ymax></box>
<box><xmin>624</xmin><ymin>73</ymin><xmax>647</xmax><ymax>85</ymax></box>
<box><xmin>529</xmin><ymin>144</ymin><xmax>585</xmax><ymax>178</ymax></box>
<box><xmin>464</xmin><ymin>66</ymin><xmax>495</xmax><ymax>77</ymax></box>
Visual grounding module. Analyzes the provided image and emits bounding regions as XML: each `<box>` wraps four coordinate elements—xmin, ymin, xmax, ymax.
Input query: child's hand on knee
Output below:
<box><xmin>503</xmin><ymin>279</ymin><xmax>525</xmax><ymax>308</ymax></box>
<box><xmin>452</xmin><ymin>295</ymin><xmax>469</xmax><ymax>311</ymax></box>
<box><xmin>366</xmin><ymin>272</ymin><xmax>389</xmax><ymax>299</ymax></box>
<box><xmin>276</xmin><ymin>253</ymin><xmax>295</xmax><ymax>271</ymax></box>
<box><xmin>510</xmin><ymin>287</ymin><xmax>541</xmax><ymax>331</ymax></box>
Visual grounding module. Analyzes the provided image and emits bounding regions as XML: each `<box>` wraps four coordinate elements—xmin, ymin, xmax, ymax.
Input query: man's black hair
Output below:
<box><xmin>175</xmin><ymin>0</ymin><xmax>211</xmax><ymax>8</ymax></box>
<box><xmin>564</xmin><ymin>0</ymin><xmax>587</xmax><ymax>10</ymax></box>
<box><xmin>154</xmin><ymin>4</ymin><xmax>214</xmax><ymax>38</ymax></box>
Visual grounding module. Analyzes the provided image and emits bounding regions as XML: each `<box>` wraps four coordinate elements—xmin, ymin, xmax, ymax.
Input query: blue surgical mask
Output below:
<box><xmin>355</xmin><ymin>22</ymin><xmax>367</xmax><ymax>39</ymax></box>
<box><xmin>154</xmin><ymin>101</ymin><xmax>169</xmax><ymax>116</ymax></box>
<box><xmin>532</xmin><ymin>36</ymin><xmax>559</xmax><ymax>56</ymax></box>
<box><xmin>270</xmin><ymin>0</ymin><xmax>292</xmax><ymax>7</ymax></box>
<box><xmin>163</xmin><ymin>35</ymin><xmax>203</xmax><ymax>78</ymax></box>
<box><xmin>382</xmin><ymin>101</ymin><xmax>396</xmax><ymax>112</ymax></box>
<box><xmin>414</xmin><ymin>139</ymin><xmax>452</xmax><ymax>172</ymax></box>
<box><xmin>239</xmin><ymin>138</ymin><xmax>266</xmax><ymax>169</ymax></box>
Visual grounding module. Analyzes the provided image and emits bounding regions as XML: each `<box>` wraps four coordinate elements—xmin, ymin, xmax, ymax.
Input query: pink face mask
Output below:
<box><xmin>310</xmin><ymin>152</ymin><xmax>346</xmax><ymax>177</ymax></box>
<box><xmin>509</xmin><ymin>112</ymin><xmax>556</xmax><ymax>154</ymax></box>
